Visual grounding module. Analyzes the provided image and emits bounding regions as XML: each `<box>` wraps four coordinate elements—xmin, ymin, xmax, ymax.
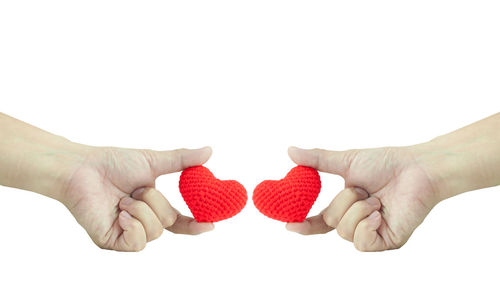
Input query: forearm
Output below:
<box><xmin>0</xmin><ymin>113</ymin><xmax>87</xmax><ymax>201</ymax></box>
<box><xmin>413</xmin><ymin>112</ymin><xmax>500</xmax><ymax>201</ymax></box>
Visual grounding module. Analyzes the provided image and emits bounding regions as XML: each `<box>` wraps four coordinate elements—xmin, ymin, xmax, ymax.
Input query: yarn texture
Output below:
<box><xmin>253</xmin><ymin>166</ymin><xmax>321</xmax><ymax>222</ymax></box>
<box><xmin>179</xmin><ymin>166</ymin><xmax>247</xmax><ymax>223</ymax></box>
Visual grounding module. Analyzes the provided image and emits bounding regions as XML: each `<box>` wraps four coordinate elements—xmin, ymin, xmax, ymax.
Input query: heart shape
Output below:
<box><xmin>179</xmin><ymin>166</ymin><xmax>247</xmax><ymax>222</ymax></box>
<box><xmin>252</xmin><ymin>166</ymin><xmax>321</xmax><ymax>222</ymax></box>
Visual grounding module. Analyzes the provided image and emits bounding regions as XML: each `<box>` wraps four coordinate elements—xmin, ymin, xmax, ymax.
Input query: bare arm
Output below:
<box><xmin>287</xmin><ymin>112</ymin><xmax>500</xmax><ymax>251</ymax></box>
<box><xmin>0</xmin><ymin>112</ymin><xmax>87</xmax><ymax>200</ymax></box>
<box><xmin>0</xmin><ymin>112</ymin><xmax>213</xmax><ymax>251</ymax></box>
<box><xmin>414</xmin><ymin>112</ymin><xmax>500</xmax><ymax>201</ymax></box>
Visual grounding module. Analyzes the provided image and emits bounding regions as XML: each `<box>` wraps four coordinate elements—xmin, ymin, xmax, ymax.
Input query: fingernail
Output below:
<box><xmin>120</xmin><ymin>210</ymin><xmax>132</xmax><ymax>219</ymax></box>
<box><xmin>200</xmin><ymin>146</ymin><xmax>212</xmax><ymax>152</ymax></box>
<box><xmin>354</xmin><ymin>187</ymin><xmax>368</xmax><ymax>197</ymax></box>
<box><xmin>132</xmin><ymin>188</ymin><xmax>145</xmax><ymax>198</ymax></box>
<box><xmin>286</xmin><ymin>223</ymin><xmax>301</xmax><ymax>233</ymax></box>
<box><xmin>366</xmin><ymin>197</ymin><xmax>380</xmax><ymax>207</ymax></box>
<box><xmin>121</xmin><ymin>196</ymin><xmax>134</xmax><ymax>206</ymax></box>
<box><xmin>368</xmin><ymin>211</ymin><xmax>380</xmax><ymax>220</ymax></box>
<box><xmin>200</xmin><ymin>146</ymin><xmax>213</xmax><ymax>157</ymax></box>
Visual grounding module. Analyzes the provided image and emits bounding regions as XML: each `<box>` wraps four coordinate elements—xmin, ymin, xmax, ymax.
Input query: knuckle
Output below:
<box><xmin>393</xmin><ymin>244</ymin><xmax>403</xmax><ymax>250</ymax></box>
<box><xmin>346</xmin><ymin>188</ymin><xmax>362</xmax><ymax>200</ymax></box>
<box><xmin>128</xmin><ymin>201</ymin><xmax>144</xmax><ymax>213</ymax></box>
<box><xmin>141</xmin><ymin>187</ymin><xmax>156</xmax><ymax>201</ymax></box>
<box><xmin>150</xmin><ymin>228</ymin><xmax>164</xmax><ymax>241</ymax></box>
<box><xmin>93</xmin><ymin>234</ymin><xmax>111</xmax><ymax>250</ymax></box>
<box><xmin>353</xmin><ymin>237</ymin><xmax>371</xmax><ymax>252</ymax></box>
<box><xmin>172</xmin><ymin>148</ymin><xmax>187</xmax><ymax>159</ymax></box>
<box><xmin>130</xmin><ymin>241</ymin><xmax>146</xmax><ymax>252</ymax></box>
<box><xmin>336</xmin><ymin>227</ymin><xmax>351</xmax><ymax>241</ymax></box>
<box><xmin>354</xmin><ymin>241</ymin><xmax>369</xmax><ymax>252</ymax></box>
<box><xmin>322</xmin><ymin>213</ymin><xmax>338</xmax><ymax>228</ymax></box>
<box><xmin>141</xmin><ymin>149</ymin><xmax>155</xmax><ymax>161</ymax></box>
<box><xmin>391</xmin><ymin>236</ymin><xmax>406</xmax><ymax>249</ymax></box>
<box><xmin>95</xmin><ymin>239</ymin><xmax>109</xmax><ymax>250</ymax></box>
<box><xmin>353</xmin><ymin>223</ymin><xmax>371</xmax><ymax>251</ymax></box>
<box><xmin>311</xmin><ymin>148</ymin><xmax>322</xmax><ymax>154</ymax></box>
<box><xmin>356</xmin><ymin>201</ymin><xmax>373</xmax><ymax>213</ymax></box>
<box><xmin>357</xmin><ymin>219</ymin><xmax>370</xmax><ymax>231</ymax></box>
<box><xmin>130</xmin><ymin>219</ymin><xmax>142</xmax><ymax>230</ymax></box>
<box><xmin>161</xmin><ymin>214</ymin><xmax>177</xmax><ymax>228</ymax></box>
<box><xmin>171</xmin><ymin>149</ymin><xmax>187</xmax><ymax>168</ymax></box>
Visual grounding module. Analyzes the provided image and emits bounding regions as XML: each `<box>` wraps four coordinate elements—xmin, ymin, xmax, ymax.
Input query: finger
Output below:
<box><xmin>353</xmin><ymin>211</ymin><xmax>386</xmax><ymax>252</ymax></box>
<box><xmin>288</xmin><ymin>146</ymin><xmax>355</xmax><ymax>176</ymax></box>
<box><xmin>131</xmin><ymin>187</ymin><xmax>178</xmax><ymax>228</ymax></box>
<box><xmin>119</xmin><ymin>197</ymin><xmax>164</xmax><ymax>242</ymax></box>
<box><xmin>148</xmin><ymin>146</ymin><xmax>212</xmax><ymax>176</ymax></box>
<box><xmin>336</xmin><ymin>197</ymin><xmax>381</xmax><ymax>242</ymax></box>
<box><xmin>166</xmin><ymin>212</ymin><xmax>214</xmax><ymax>235</ymax></box>
<box><xmin>322</xmin><ymin>187</ymin><xmax>369</xmax><ymax>228</ymax></box>
<box><xmin>286</xmin><ymin>215</ymin><xmax>334</xmax><ymax>235</ymax></box>
<box><xmin>114</xmin><ymin>210</ymin><xmax>147</xmax><ymax>252</ymax></box>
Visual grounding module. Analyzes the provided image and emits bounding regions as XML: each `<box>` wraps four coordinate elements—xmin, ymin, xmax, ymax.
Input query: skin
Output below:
<box><xmin>2</xmin><ymin>112</ymin><xmax>499</xmax><ymax>252</ymax></box>
<box><xmin>0</xmin><ymin>113</ymin><xmax>214</xmax><ymax>251</ymax></box>
<box><xmin>286</xmin><ymin>112</ymin><xmax>500</xmax><ymax>251</ymax></box>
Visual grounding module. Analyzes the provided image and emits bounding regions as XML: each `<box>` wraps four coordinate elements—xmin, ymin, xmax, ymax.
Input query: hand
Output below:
<box><xmin>285</xmin><ymin>146</ymin><xmax>440</xmax><ymax>251</ymax></box>
<box><xmin>61</xmin><ymin>146</ymin><xmax>214</xmax><ymax>251</ymax></box>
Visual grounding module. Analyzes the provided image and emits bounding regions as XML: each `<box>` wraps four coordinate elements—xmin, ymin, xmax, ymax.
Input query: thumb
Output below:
<box><xmin>288</xmin><ymin>146</ymin><xmax>353</xmax><ymax>176</ymax></box>
<box><xmin>149</xmin><ymin>146</ymin><xmax>212</xmax><ymax>176</ymax></box>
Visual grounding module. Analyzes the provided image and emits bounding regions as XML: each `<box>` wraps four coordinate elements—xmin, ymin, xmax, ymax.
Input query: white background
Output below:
<box><xmin>1</xmin><ymin>0</ymin><xmax>499</xmax><ymax>280</ymax></box>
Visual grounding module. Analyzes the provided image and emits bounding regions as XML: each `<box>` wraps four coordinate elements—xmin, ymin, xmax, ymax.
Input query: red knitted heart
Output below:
<box><xmin>253</xmin><ymin>166</ymin><xmax>321</xmax><ymax>222</ymax></box>
<box><xmin>179</xmin><ymin>166</ymin><xmax>247</xmax><ymax>223</ymax></box>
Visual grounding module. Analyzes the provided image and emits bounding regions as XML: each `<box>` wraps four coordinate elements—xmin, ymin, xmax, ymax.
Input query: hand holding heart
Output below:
<box><xmin>285</xmin><ymin>146</ymin><xmax>439</xmax><ymax>251</ymax></box>
<box><xmin>61</xmin><ymin>146</ymin><xmax>215</xmax><ymax>252</ymax></box>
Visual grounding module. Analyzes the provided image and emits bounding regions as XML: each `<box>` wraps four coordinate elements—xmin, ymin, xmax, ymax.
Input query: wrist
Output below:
<box><xmin>0</xmin><ymin>113</ymin><xmax>94</xmax><ymax>201</ymax></box>
<box><xmin>1</xmin><ymin>135</ymin><xmax>94</xmax><ymax>203</ymax></box>
<box><xmin>44</xmin><ymin>140</ymin><xmax>94</xmax><ymax>202</ymax></box>
<box><xmin>408</xmin><ymin>141</ymin><xmax>454</xmax><ymax>202</ymax></box>
<box><xmin>409</xmin><ymin>135</ymin><xmax>498</xmax><ymax>202</ymax></box>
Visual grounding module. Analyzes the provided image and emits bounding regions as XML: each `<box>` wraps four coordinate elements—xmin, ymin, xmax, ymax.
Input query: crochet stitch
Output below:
<box><xmin>179</xmin><ymin>166</ymin><xmax>247</xmax><ymax>223</ymax></box>
<box><xmin>253</xmin><ymin>166</ymin><xmax>321</xmax><ymax>222</ymax></box>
